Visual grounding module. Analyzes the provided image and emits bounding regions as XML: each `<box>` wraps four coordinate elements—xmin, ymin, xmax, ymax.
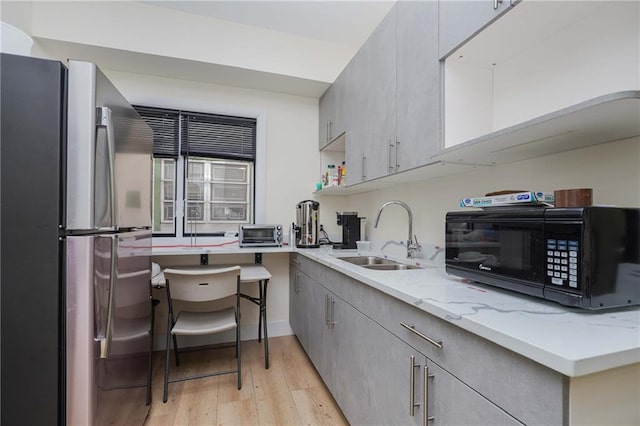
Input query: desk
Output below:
<box><xmin>153</xmin><ymin>264</ymin><xmax>272</xmax><ymax>369</ymax></box>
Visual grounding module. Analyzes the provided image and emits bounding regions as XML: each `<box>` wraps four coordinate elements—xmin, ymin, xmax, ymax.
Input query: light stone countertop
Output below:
<box><xmin>294</xmin><ymin>247</ymin><xmax>640</xmax><ymax>378</ymax></box>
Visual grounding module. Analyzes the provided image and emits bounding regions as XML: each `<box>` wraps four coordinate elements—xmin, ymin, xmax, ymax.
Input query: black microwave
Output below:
<box><xmin>445</xmin><ymin>207</ymin><xmax>640</xmax><ymax>310</ymax></box>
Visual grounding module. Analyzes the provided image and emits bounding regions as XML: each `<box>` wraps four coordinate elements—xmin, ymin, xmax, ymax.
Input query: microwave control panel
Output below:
<box><xmin>545</xmin><ymin>238</ymin><xmax>580</xmax><ymax>290</ymax></box>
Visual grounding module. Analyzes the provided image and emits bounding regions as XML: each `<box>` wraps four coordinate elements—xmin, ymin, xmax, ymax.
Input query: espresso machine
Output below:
<box><xmin>333</xmin><ymin>211</ymin><xmax>363</xmax><ymax>250</ymax></box>
<box><xmin>295</xmin><ymin>200</ymin><xmax>320</xmax><ymax>248</ymax></box>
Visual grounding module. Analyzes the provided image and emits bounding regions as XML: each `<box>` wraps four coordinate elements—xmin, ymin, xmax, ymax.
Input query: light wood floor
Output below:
<box><xmin>145</xmin><ymin>335</ymin><xmax>348</xmax><ymax>425</ymax></box>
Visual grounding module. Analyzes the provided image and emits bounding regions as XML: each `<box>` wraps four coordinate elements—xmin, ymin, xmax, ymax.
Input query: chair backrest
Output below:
<box><xmin>163</xmin><ymin>265</ymin><xmax>241</xmax><ymax>303</ymax></box>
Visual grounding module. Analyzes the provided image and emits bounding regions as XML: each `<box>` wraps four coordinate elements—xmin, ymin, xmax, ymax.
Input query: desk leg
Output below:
<box><xmin>262</xmin><ymin>279</ymin><xmax>269</xmax><ymax>369</ymax></box>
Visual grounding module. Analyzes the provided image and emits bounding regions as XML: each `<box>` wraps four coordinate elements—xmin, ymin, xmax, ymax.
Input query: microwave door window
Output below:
<box><xmin>494</xmin><ymin>223</ymin><xmax>544</xmax><ymax>281</ymax></box>
<box><xmin>448</xmin><ymin>223</ymin><xmax>499</xmax><ymax>264</ymax></box>
<box><xmin>448</xmin><ymin>221</ymin><xmax>543</xmax><ymax>282</ymax></box>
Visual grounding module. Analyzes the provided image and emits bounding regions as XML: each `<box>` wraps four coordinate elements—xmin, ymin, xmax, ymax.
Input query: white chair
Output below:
<box><xmin>162</xmin><ymin>265</ymin><xmax>242</xmax><ymax>403</ymax></box>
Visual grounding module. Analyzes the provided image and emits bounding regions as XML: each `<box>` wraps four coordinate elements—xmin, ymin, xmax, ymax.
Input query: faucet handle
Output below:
<box><xmin>407</xmin><ymin>235</ymin><xmax>422</xmax><ymax>259</ymax></box>
<box><xmin>410</xmin><ymin>235</ymin><xmax>422</xmax><ymax>249</ymax></box>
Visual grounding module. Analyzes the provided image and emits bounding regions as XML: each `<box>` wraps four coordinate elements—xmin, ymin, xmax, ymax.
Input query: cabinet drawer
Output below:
<box><xmin>312</xmin><ymin>261</ymin><xmax>567</xmax><ymax>425</ymax></box>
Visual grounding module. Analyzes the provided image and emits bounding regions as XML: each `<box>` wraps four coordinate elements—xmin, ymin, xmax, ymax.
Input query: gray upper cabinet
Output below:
<box><xmin>331</xmin><ymin>1</ymin><xmax>442</xmax><ymax>186</ymax></box>
<box><xmin>395</xmin><ymin>0</ymin><xmax>441</xmax><ymax>171</ymax></box>
<box><xmin>344</xmin><ymin>5</ymin><xmax>397</xmax><ymax>185</ymax></box>
<box><xmin>438</xmin><ymin>0</ymin><xmax>514</xmax><ymax>59</ymax></box>
<box><xmin>319</xmin><ymin>75</ymin><xmax>347</xmax><ymax>150</ymax></box>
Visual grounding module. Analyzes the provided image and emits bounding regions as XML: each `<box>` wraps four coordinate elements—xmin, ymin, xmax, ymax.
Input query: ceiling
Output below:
<box><xmin>33</xmin><ymin>1</ymin><xmax>396</xmax><ymax>98</ymax></box>
<box><xmin>142</xmin><ymin>1</ymin><xmax>395</xmax><ymax>49</ymax></box>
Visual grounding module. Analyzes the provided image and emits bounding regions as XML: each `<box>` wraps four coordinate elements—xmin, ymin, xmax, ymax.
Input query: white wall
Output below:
<box><xmin>569</xmin><ymin>362</ymin><xmax>640</xmax><ymax>425</ymax></box>
<box><xmin>103</xmin><ymin>69</ymin><xmax>320</xmax><ymax>226</ymax></box>
<box><xmin>346</xmin><ymin>137</ymin><xmax>640</xmax><ymax>248</ymax></box>
<box><xmin>0</xmin><ymin>1</ymin><xmax>33</xmax><ymax>33</ymax></box>
<box><xmin>29</xmin><ymin>0</ymin><xmax>352</xmax><ymax>83</ymax></box>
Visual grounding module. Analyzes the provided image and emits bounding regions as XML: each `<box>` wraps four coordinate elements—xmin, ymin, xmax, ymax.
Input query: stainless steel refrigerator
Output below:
<box><xmin>1</xmin><ymin>53</ymin><xmax>154</xmax><ymax>425</ymax></box>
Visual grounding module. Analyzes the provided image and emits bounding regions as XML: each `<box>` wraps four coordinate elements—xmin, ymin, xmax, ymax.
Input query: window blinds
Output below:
<box><xmin>133</xmin><ymin>106</ymin><xmax>179</xmax><ymax>158</ymax></box>
<box><xmin>134</xmin><ymin>106</ymin><xmax>256</xmax><ymax>161</ymax></box>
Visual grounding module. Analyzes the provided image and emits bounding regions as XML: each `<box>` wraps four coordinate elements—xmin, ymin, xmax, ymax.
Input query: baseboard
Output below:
<box><xmin>153</xmin><ymin>320</ymin><xmax>293</xmax><ymax>351</ymax></box>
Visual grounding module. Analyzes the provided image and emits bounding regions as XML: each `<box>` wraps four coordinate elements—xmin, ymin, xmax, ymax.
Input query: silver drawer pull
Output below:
<box><xmin>400</xmin><ymin>322</ymin><xmax>443</xmax><ymax>349</ymax></box>
<box><xmin>424</xmin><ymin>366</ymin><xmax>435</xmax><ymax>424</ymax></box>
<box><xmin>409</xmin><ymin>356</ymin><xmax>421</xmax><ymax>416</ymax></box>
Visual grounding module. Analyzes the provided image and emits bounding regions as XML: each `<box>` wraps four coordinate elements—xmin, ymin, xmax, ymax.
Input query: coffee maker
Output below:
<box><xmin>333</xmin><ymin>211</ymin><xmax>363</xmax><ymax>250</ymax></box>
<box><xmin>295</xmin><ymin>200</ymin><xmax>320</xmax><ymax>248</ymax></box>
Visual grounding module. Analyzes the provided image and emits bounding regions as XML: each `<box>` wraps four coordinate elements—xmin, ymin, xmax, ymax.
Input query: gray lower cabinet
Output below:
<box><xmin>289</xmin><ymin>262</ymin><xmax>326</xmax><ymax>370</ymax></box>
<box><xmin>438</xmin><ymin>0</ymin><xmax>515</xmax><ymax>59</ymax></box>
<box><xmin>426</xmin><ymin>360</ymin><xmax>521</xmax><ymax>425</ymax></box>
<box><xmin>289</xmin><ymin>254</ymin><xmax>523</xmax><ymax>425</ymax></box>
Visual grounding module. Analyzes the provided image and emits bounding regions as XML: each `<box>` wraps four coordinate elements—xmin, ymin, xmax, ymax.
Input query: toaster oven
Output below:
<box><xmin>239</xmin><ymin>224</ymin><xmax>283</xmax><ymax>247</ymax></box>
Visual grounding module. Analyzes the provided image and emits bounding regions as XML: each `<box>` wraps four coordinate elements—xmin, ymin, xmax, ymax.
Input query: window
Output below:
<box><xmin>135</xmin><ymin>106</ymin><xmax>257</xmax><ymax>237</ymax></box>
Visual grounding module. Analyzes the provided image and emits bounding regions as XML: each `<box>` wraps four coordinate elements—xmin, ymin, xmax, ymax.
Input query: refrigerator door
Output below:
<box><xmin>67</xmin><ymin>60</ymin><xmax>153</xmax><ymax>232</ymax></box>
<box><xmin>1</xmin><ymin>53</ymin><xmax>65</xmax><ymax>426</ymax></box>
<box><xmin>67</xmin><ymin>230</ymin><xmax>152</xmax><ymax>426</ymax></box>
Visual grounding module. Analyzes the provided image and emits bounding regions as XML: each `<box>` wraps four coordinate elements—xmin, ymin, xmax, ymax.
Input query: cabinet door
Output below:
<box><xmin>319</xmin><ymin>72</ymin><xmax>347</xmax><ymax>150</ymax></box>
<box><xmin>319</xmin><ymin>88</ymin><xmax>332</xmax><ymax>150</ymax></box>
<box><xmin>396</xmin><ymin>0</ymin><xmax>441</xmax><ymax>171</ymax></box>
<box><xmin>288</xmin><ymin>262</ymin><xmax>305</xmax><ymax>348</ymax></box>
<box><xmin>326</xmin><ymin>294</ymin><xmax>426</xmax><ymax>425</ymax></box>
<box><xmin>343</xmin><ymin>46</ymin><xmax>368</xmax><ymax>185</ymax></box>
<box><xmin>438</xmin><ymin>0</ymin><xmax>513</xmax><ymax>59</ymax></box>
<box><xmin>289</xmin><ymin>267</ymin><xmax>326</xmax><ymax>370</ymax></box>
<box><xmin>363</xmin><ymin>5</ymin><xmax>397</xmax><ymax>181</ymax></box>
<box><xmin>345</xmin><ymin>5</ymin><xmax>396</xmax><ymax>185</ymax></box>
<box><xmin>426</xmin><ymin>360</ymin><xmax>522</xmax><ymax>425</ymax></box>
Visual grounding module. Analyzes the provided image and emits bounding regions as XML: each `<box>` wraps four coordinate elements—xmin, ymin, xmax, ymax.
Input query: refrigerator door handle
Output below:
<box><xmin>99</xmin><ymin>234</ymin><xmax>118</xmax><ymax>358</ymax></box>
<box><xmin>97</xmin><ymin>106</ymin><xmax>117</xmax><ymax>230</ymax></box>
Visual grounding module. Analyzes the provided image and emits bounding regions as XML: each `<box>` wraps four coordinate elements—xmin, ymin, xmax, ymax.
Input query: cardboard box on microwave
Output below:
<box><xmin>460</xmin><ymin>191</ymin><xmax>554</xmax><ymax>208</ymax></box>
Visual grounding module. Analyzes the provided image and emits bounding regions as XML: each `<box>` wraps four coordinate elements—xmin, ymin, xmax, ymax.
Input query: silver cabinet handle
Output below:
<box><xmin>294</xmin><ymin>273</ymin><xmax>300</xmax><ymax>294</ymax></box>
<box><xmin>409</xmin><ymin>356</ymin><xmax>421</xmax><ymax>416</ymax></box>
<box><xmin>388</xmin><ymin>139</ymin><xmax>394</xmax><ymax>173</ymax></box>
<box><xmin>400</xmin><ymin>322</ymin><xmax>443</xmax><ymax>349</ymax></box>
<box><xmin>97</xmin><ymin>106</ymin><xmax>117</xmax><ymax>230</ymax></box>
<box><xmin>325</xmin><ymin>294</ymin><xmax>330</xmax><ymax>325</ymax></box>
<box><xmin>330</xmin><ymin>296</ymin><xmax>335</xmax><ymax>328</ymax></box>
<box><xmin>494</xmin><ymin>0</ymin><xmax>503</xmax><ymax>9</ymax></box>
<box><xmin>361</xmin><ymin>155</ymin><xmax>366</xmax><ymax>180</ymax></box>
<box><xmin>424</xmin><ymin>366</ymin><xmax>435</xmax><ymax>424</ymax></box>
<box><xmin>395</xmin><ymin>139</ymin><xmax>400</xmax><ymax>171</ymax></box>
<box><xmin>329</xmin><ymin>121</ymin><xmax>333</xmax><ymax>141</ymax></box>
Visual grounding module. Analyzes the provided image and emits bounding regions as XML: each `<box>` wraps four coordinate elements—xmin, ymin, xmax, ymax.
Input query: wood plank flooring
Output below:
<box><xmin>145</xmin><ymin>335</ymin><xmax>348</xmax><ymax>425</ymax></box>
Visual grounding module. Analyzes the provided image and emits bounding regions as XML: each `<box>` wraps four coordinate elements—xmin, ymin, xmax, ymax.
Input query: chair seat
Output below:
<box><xmin>171</xmin><ymin>307</ymin><xmax>236</xmax><ymax>336</ymax></box>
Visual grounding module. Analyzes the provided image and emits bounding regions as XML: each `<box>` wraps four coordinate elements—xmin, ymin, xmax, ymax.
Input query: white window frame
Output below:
<box><xmin>152</xmin><ymin>109</ymin><xmax>266</xmax><ymax>246</ymax></box>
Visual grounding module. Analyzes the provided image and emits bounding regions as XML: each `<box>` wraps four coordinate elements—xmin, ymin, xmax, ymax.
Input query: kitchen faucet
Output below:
<box><xmin>373</xmin><ymin>200</ymin><xmax>421</xmax><ymax>258</ymax></box>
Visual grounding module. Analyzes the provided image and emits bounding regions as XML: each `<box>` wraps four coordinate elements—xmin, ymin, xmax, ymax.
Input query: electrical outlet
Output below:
<box><xmin>319</xmin><ymin>224</ymin><xmax>324</xmax><ymax>231</ymax></box>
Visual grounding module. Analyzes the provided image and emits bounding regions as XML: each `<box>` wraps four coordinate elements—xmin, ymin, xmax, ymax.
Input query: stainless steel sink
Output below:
<box><xmin>338</xmin><ymin>256</ymin><xmax>422</xmax><ymax>270</ymax></box>
<box><xmin>339</xmin><ymin>256</ymin><xmax>393</xmax><ymax>266</ymax></box>
<box><xmin>362</xmin><ymin>263</ymin><xmax>421</xmax><ymax>270</ymax></box>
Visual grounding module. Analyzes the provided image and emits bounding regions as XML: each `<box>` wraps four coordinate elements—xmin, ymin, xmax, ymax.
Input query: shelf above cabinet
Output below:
<box><xmin>314</xmin><ymin>160</ymin><xmax>480</xmax><ymax>196</ymax></box>
<box><xmin>434</xmin><ymin>91</ymin><xmax>640</xmax><ymax>166</ymax></box>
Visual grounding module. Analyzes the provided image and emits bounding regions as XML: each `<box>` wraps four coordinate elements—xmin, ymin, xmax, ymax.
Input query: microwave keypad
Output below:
<box><xmin>546</xmin><ymin>239</ymin><xmax>579</xmax><ymax>289</ymax></box>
